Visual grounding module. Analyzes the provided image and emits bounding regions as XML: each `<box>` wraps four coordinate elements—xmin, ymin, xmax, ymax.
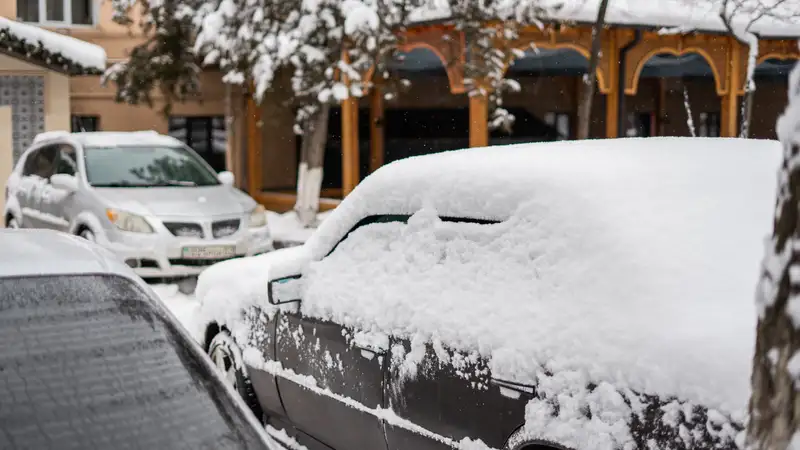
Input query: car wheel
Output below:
<box><xmin>177</xmin><ymin>276</ymin><xmax>198</xmax><ymax>295</ymax></box>
<box><xmin>6</xmin><ymin>216</ymin><xmax>19</xmax><ymax>229</ymax></box>
<box><xmin>79</xmin><ymin>228</ymin><xmax>96</xmax><ymax>242</ymax></box>
<box><xmin>208</xmin><ymin>331</ymin><xmax>264</xmax><ymax>421</ymax></box>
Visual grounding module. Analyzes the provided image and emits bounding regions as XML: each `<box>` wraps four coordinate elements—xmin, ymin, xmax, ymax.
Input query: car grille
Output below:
<box><xmin>212</xmin><ymin>219</ymin><xmax>240</xmax><ymax>238</ymax></box>
<box><xmin>164</xmin><ymin>222</ymin><xmax>204</xmax><ymax>238</ymax></box>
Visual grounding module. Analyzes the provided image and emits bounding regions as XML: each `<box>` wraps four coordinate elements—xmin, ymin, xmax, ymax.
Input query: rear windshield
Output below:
<box><xmin>0</xmin><ymin>274</ymin><xmax>268</xmax><ymax>450</ymax></box>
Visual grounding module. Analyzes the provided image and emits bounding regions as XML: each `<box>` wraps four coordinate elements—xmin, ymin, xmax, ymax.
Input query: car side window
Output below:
<box><xmin>54</xmin><ymin>145</ymin><xmax>78</xmax><ymax>177</ymax></box>
<box><xmin>21</xmin><ymin>145</ymin><xmax>58</xmax><ymax>180</ymax></box>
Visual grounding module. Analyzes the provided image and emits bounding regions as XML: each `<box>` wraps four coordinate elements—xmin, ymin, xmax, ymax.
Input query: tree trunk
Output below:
<box><xmin>577</xmin><ymin>0</ymin><xmax>610</xmax><ymax>140</ymax></box>
<box><xmin>746</xmin><ymin>62</ymin><xmax>800</xmax><ymax>450</ymax></box>
<box><xmin>741</xmin><ymin>88</ymin><xmax>755</xmax><ymax>138</ymax></box>
<box><xmin>294</xmin><ymin>103</ymin><xmax>330</xmax><ymax>228</ymax></box>
<box><xmin>682</xmin><ymin>82</ymin><xmax>696</xmax><ymax>137</ymax></box>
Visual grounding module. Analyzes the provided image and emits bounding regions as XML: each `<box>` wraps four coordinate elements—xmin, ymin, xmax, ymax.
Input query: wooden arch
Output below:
<box><xmin>507</xmin><ymin>25</ymin><xmax>611</xmax><ymax>94</ymax></box>
<box><xmin>624</xmin><ymin>32</ymin><xmax>730</xmax><ymax>96</ymax></box>
<box><xmin>397</xmin><ymin>25</ymin><xmax>466</xmax><ymax>94</ymax></box>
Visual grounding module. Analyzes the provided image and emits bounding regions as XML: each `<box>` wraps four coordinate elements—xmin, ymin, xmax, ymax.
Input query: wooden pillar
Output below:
<box><xmin>341</xmin><ymin>96</ymin><xmax>360</xmax><ymax>196</ymax></box>
<box><xmin>721</xmin><ymin>38</ymin><xmax>741</xmax><ymax>137</ymax></box>
<box><xmin>469</xmin><ymin>95</ymin><xmax>489</xmax><ymax>148</ymax></box>
<box><xmin>369</xmin><ymin>87</ymin><xmax>384</xmax><ymax>173</ymax></box>
<box><xmin>605</xmin><ymin>31</ymin><xmax>620</xmax><ymax>139</ymax></box>
<box><xmin>246</xmin><ymin>96</ymin><xmax>261</xmax><ymax>196</ymax></box>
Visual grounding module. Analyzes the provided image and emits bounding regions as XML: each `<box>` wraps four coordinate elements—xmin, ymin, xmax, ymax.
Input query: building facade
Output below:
<box><xmin>3</xmin><ymin>2</ymin><xmax>798</xmax><ymax>213</ymax></box>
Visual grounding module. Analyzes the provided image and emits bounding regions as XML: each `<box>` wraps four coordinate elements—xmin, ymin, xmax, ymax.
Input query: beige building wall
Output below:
<box><xmin>0</xmin><ymin>54</ymin><xmax>71</xmax><ymax>132</ymax></box>
<box><xmin>0</xmin><ymin>106</ymin><xmax>12</xmax><ymax>222</ymax></box>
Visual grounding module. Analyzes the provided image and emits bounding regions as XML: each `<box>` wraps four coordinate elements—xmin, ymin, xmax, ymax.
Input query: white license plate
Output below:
<box><xmin>181</xmin><ymin>245</ymin><xmax>236</xmax><ymax>259</ymax></box>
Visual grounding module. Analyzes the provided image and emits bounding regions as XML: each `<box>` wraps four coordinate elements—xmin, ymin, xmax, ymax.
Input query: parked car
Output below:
<box><xmin>3</xmin><ymin>130</ymin><xmax>272</xmax><ymax>292</ymax></box>
<box><xmin>193</xmin><ymin>137</ymin><xmax>780</xmax><ymax>450</ymax></box>
<box><xmin>0</xmin><ymin>228</ymin><xmax>278</xmax><ymax>450</ymax></box>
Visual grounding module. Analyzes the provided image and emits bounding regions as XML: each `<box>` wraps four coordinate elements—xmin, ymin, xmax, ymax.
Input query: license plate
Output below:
<box><xmin>181</xmin><ymin>245</ymin><xmax>236</xmax><ymax>259</ymax></box>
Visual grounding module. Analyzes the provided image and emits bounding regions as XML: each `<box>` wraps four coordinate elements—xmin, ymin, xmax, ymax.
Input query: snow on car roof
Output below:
<box><xmin>0</xmin><ymin>229</ymin><xmax>137</xmax><ymax>279</ymax></box>
<box><xmin>302</xmin><ymin>137</ymin><xmax>780</xmax><ymax>420</ymax></box>
<box><xmin>70</xmin><ymin>131</ymin><xmax>184</xmax><ymax>148</ymax></box>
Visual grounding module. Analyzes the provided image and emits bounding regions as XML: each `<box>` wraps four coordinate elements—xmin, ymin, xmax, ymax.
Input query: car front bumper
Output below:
<box><xmin>104</xmin><ymin>225</ymin><xmax>273</xmax><ymax>278</ymax></box>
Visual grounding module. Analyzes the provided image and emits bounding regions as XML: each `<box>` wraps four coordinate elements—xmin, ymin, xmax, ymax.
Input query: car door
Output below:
<box><xmin>274</xmin><ymin>293</ymin><xmax>389</xmax><ymax>450</ymax></box>
<box><xmin>382</xmin><ymin>338</ymin><xmax>530</xmax><ymax>450</ymax></box>
<box><xmin>16</xmin><ymin>146</ymin><xmax>53</xmax><ymax>229</ymax></box>
<box><xmin>39</xmin><ymin>143</ymin><xmax>79</xmax><ymax>232</ymax></box>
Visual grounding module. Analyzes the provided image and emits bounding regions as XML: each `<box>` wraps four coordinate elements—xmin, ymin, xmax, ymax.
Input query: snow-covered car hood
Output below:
<box><xmin>92</xmin><ymin>185</ymin><xmax>256</xmax><ymax>218</ymax></box>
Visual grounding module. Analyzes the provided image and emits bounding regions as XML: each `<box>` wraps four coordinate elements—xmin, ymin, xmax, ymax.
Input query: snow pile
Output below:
<box><xmin>0</xmin><ymin>17</ymin><xmax>106</xmax><ymax>71</ymax></box>
<box><xmin>407</xmin><ymin>0</ymin><xmax>800</xmax><ymax>37</ymax></box>
<box><xmin>268</xmin><ymin>210</ymin><xmax>332</xmax><ymax>246</ymax></box>
<box><xmin>304</xmin><ymin>137</ymin><xmax>780</xmax><ymax>416</ymax></box>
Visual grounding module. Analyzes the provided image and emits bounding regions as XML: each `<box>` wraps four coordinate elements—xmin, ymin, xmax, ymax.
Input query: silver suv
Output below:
<box><xmin>3</xmin><ymin>131</ymin><xmax>272</xmax><ymax>284</ymax></box>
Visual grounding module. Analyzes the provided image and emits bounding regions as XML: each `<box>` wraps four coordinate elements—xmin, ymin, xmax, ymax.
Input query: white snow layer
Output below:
<box><xmin>198</xmin><ymin>137</ymin><xmax>781</xmax><ymax>440</ymax></box>
<box><xmin>0</xmin><ymin>17</ymin><xmax>106</xmax><ymax>71</ymax></box>
<box><xmin>409</xmin><ymin>0</ymin><xmax>800</xmax><ymax>38</ymax></box>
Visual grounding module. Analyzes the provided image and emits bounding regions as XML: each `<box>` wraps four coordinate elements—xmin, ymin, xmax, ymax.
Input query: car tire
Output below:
<box><xmin>79</xmin><ymin>228</ymin><xmax>96</xmax><ymax>242</ymax></box>
<box><xmin>6</xmin><ymin>216</ymin><xmax>19</xmax><ymax>229</ymax></box>
<box><xmin>208</xmin><ymin>331</ymin><xmax>265</xmax><ymax>421</ymax></box>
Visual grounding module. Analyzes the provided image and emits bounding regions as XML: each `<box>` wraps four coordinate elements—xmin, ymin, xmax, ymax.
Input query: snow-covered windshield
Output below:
<box><xmin>0</xmin><ymin>274</ymin><xmax>269</xmax><ymax>449</ymax></box>
<box><xmin>84</xmin><ymin>146</ymin><xmax>220</xmax><ymax>187</ymax></box>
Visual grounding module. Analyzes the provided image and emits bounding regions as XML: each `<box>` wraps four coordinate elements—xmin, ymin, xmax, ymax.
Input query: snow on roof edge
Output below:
<box><xmin>0</xmin><ymin>17</ymin><xmax>106</xmax><ymax>74</ymax></box>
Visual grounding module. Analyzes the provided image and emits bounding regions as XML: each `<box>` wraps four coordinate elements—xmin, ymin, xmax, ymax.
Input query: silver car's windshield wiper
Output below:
<box><xmin>148</xmin><ymin>180</ymin><xmax>197</xmax><ymax>187</ymax></box>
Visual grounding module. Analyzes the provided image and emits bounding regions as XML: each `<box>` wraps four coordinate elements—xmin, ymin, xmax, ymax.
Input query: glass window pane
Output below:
<box><xmin>46</xmin><ymin>0</ymin><xmax>65</xmax><ymax>21</ymax></box>
<box><xmin>16</xmin><ymin>0</ymin><xmax>39</xmax><ymax>22</ymax></box>
<box><xmin>71</xmin><ymin>0</ymin><xmax>92</xmax><ymax>24</ymax></box>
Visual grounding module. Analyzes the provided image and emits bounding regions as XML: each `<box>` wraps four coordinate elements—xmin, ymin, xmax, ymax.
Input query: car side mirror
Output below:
<box><xmin>218</xmin><ymin>171</ymin><xmax>235</xmax><ymax>186</ymax></box>
<box><xmin>268</xmin><ymin>275</ymin><xmax>303</xmax><ymax>305</ymax></box>
<box><xmin>50</xmin><ymin>173</ymin><xmax>79</xmax><ymax>192</ymax></box>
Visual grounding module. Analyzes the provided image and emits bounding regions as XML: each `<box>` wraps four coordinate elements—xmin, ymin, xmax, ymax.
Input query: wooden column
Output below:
<box><xmin>341</xmin><ymin>96</ymin><xmax>360</xmax><ymax>196</ymax></box>
<box><xmin>369</xmin><ymin>87</ymin><xmax>385</xmax><ymax>173</ymax></box>
<box><xmin>605</xmin><ymin>31</ymin><xmax>620</xmax><ymax>139</ymax></box>
<box><xmin>245</xmin><ymin>96</ymin><xmax>262</xmax><ymax>196</ymax></box>
<box><xmin>469</xmin><ymin>95</ymin><xmax>489</xmax><ymax>148</ymax></box>
<box><xmin>721</xmin><ymin>39</ymin><xmax>742</xmax><ymax>137</ymax></box>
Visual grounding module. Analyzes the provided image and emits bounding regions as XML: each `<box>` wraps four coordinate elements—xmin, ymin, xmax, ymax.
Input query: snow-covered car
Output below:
<box><xmin>3</xmin><ymin>130</ymin><xmax>272</xmax><ymax>287</ymax></box>
<box><xmin>192</xmin><ymin>137</ymin><xmax>780</xmax><ymax>450</ymax></box>
<box><xmin>0</xmin><ymin>228</ymin><xmax>277</xmax><ymax>450</ymax></box>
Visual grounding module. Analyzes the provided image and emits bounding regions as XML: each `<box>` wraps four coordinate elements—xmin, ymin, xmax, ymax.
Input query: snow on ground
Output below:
<box><xmin>0</xmin><ymin>16</ymin><xmax>107</xmax><ymax>71</ymax></box>
<box><xmin>267</xmin><ymin>210</ymin><xmax>331</xmax><ymax>246</ymax></box>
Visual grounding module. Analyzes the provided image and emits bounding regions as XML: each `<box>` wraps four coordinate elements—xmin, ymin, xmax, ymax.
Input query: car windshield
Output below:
<box><xmin>84</xmin><ymin>145</ymin><xmax>220</xmax><ymax>187</ymax></box>
<box><xmin>0</xmin><ymin>274</ymin><xmax>270</xmax><ymax>450</ymax></box>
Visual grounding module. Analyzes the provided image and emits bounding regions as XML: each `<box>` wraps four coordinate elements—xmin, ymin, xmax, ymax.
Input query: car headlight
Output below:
<box><xmin>106</xmin><ymin>209</ymin><xmax>154</xmax><ymax>233</ymax></box>
<box><xmin>249</xmin><ymin>205</ymin><xmax>267</xmax><ymax>228</ymax></box>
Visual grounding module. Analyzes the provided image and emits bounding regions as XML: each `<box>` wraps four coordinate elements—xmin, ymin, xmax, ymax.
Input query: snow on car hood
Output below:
<box><xmin>92</xmin><ymin>185</ymin><xmax>256</xmax><ymax>218</ymax></box>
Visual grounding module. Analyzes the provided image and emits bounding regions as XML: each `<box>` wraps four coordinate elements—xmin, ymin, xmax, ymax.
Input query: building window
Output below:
<box><xmin>17</xmin><ymin>0</ymin><xmax>94</xmax><ymax>25</ymax></box>
<box><xmin>544</xmin><ymin>112</ymin><xmax>570</xmax><ymax>140</ymax></box>
<box><xmin>168</xmin><ymin>116</ymin><xmax>227</xmax><ymax>172</ymax></box>
<box><xmin>698</xmin><ymin>112</ymin><xmax>721</xmax><ymax>137</ymax></box>
<box><xmin>71</xmin><ymin>115</ymin><xmax>98</xmax><ymax>132</ymax></box>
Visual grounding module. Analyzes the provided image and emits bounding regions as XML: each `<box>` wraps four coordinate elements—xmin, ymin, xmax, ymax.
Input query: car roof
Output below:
<box><xmin>0</xmin><ymin>229</ymin><xmax>139</xmax><ymax>279</ymax></box>
<box><xmin>32</xmin><ymin>131</ymin><xmax>183</xmax><ymax>148</ymax></box>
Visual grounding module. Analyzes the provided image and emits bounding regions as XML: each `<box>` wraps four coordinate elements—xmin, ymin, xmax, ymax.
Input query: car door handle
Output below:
<box><xmin>490</xmin><ymin>378</ymin><xmax>535</xmax><ymax>399</ymax></box>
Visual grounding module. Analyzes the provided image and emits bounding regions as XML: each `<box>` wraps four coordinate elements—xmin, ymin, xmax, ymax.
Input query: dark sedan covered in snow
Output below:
<box><xmin>194</xmin><ymin>137</ymin><xmax>778</xmax><ymax>450</ymax></box>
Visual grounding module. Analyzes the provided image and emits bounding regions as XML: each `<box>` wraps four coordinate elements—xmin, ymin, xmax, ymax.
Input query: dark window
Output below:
<box><xmin>16</xmin><ymin>0</ymin><xmax>39</xmax><ymax>22</ymax></box>
<box><xmin>168</xmin><ymin>116</ymin><xmax>227</xmax><ymax>172</ymax></box>
<box><xmin>698</xmin><ymin>112</ymin><xmax>721</xmax><ymax>137</ymax></box>
<box><xmin>0</xmin><ymin>274</ymin><xmax>268</xmax><ymax>450</ymax></box>
<box><xmin>54</xmin><ymin>144</ymin><xmax>78</xmax><ymax>176</ymax></box>
<box><xmin>71</xmin><ymin>115</ymin><xmax>99</xmax><ymax>132</ymax></box>
<box><xmin>22</xmin><ymin>146</ymin><xmax>58</xmax><ymax>179</ymax></box>
<box><xmin>70</xmin><ymin>0</ymin><xmax>92</xmax><ymax>24</ymax></box>
<box><xmin>45</xmin><ymin>0</ymin><xmax>65</xmax><ymax>21</ymax></box>
<box><xmin>16</xmin><ymin>0</ymin><xmax>93</xmax><ymax>24</ymax></box>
